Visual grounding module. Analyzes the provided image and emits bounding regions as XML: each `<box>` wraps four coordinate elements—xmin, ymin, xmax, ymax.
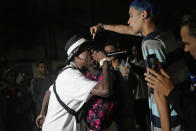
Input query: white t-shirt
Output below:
<box><xmin>42</xmin><ymin>63</ymin><xmax>97</xmax><ymax>131</ymax></box>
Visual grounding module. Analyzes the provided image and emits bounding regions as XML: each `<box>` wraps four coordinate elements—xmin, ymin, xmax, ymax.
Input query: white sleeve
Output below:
<box><xmin>49</xmin><ymin>85</ymin><xmax>53</xmax><ymax>92</ymax></box>
<box><xmin>56</xmin><ymin>69</ymin><xmax>97</xmax><ymax>103</ymax></box>
<box><xmin>73</xmin><ymin>75</ymin><xmax>97</xmax><ymax>102</ymax></box>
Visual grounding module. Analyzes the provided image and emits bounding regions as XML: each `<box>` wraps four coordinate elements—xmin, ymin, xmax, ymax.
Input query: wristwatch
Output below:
<box><xmin>99</xmin><ymin>58</ymin><xmax>109</xmax><ymax>67</ymax></box>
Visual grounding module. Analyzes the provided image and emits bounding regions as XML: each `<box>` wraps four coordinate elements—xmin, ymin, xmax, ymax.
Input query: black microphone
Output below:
<box><xmin>106</xmin><ymin>50</ymin><xmax>127</xmax><ymax>57</ymax></box>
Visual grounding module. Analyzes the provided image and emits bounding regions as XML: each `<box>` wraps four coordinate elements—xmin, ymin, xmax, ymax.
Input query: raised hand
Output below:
<box><xmin>92</xmin><ymin>50</ymin><xmax>107</xmax><ymax>63</ymax></box>
<box><xmin>90</xmin><ymin>24</ymin><xmax>103</xmax><ymax>39</ymax></box>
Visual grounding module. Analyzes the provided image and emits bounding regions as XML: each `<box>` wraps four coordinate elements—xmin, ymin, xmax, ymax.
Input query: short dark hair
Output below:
<box><xmin>104</xmin><ymin>41</ymin><xmax>118</xmax><ymax>50</ymax></box>
<box><xmin>181</xmin><ymin>12</ymin><xmax>196</xmax><ymax>38</ymax></box>
<box><xmin>37</xmin><ymin>60</ymin><xmax>47</xmax><ymax>67</ymax></box>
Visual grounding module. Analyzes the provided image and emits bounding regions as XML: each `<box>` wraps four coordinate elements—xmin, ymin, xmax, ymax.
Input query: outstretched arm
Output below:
<box><xmin>90</xmin><ymin>24</ymin><xmax>141</xmax><ymax>39</ymax></box>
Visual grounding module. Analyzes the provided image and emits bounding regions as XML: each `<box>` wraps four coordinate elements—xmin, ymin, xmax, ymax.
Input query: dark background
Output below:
<box><xmin>1</xmin><ymin>1</ymin><xmax>195</xmax><ymax>131</ymax></box>
<box><xmin>0</xmin><ymin>0</ymin><xmax>195</xmax><ymax>70</ymax></box>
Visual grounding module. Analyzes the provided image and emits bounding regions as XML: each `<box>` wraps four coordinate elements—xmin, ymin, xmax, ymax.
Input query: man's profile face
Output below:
<box><xmin>128</xmin><ymin>7</ymin><xmax>143</xmax><ymax>34</ymax></box>
<box><xmin>181</xmin><ymin>25</ymin><xmax>196</xmax><ymax>59</ymax></box>
<box><xmin>79</xmin><ymin>50</ymin><xmax>94</xmax><ymax>69</ymax></box>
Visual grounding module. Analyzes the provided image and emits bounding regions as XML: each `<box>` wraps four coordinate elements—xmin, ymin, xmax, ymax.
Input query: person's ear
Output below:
<box><xmin>142</xmin><ymin>10</ymin><xmax>148</xmax><ymax>19</ymax></box>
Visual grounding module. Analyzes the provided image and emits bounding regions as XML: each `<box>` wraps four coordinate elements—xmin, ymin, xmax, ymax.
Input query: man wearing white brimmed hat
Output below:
<box><xmin>42</xmin><ymin>34</ymin><xmax>112</xmax><ymax>131</ymax></box>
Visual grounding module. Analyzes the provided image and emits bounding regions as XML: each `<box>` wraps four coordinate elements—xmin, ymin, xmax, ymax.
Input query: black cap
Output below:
<box><xmin>65</xmin><ymin>34</ymin><xmax>89</xmax><ymax>62</ymax></box>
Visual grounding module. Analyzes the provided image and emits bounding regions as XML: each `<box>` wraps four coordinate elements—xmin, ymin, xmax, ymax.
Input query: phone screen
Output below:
<box><xmin>147</xmin><ymin>54</ymin><xmax>159</xmax><ymax>72</ymax></box>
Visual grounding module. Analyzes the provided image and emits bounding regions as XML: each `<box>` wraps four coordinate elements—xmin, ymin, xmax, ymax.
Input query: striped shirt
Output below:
<box><xmin>142</xmin><ymin>29</ymin><xmax>189</xmax><ymax>131</ymax></box>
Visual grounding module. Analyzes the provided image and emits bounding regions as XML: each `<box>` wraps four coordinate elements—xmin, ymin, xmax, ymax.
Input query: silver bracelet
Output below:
<box><xmin>98</xmin><ymin>23</ymin><xmax>104</xmax><ymax>29</ymax></box>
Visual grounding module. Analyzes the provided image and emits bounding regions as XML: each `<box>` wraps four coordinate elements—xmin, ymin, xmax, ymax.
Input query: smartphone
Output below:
<box><xmin>147</xmin><ymin>54</ymin><xmax>159</xmax><ymax>72</ymax></box>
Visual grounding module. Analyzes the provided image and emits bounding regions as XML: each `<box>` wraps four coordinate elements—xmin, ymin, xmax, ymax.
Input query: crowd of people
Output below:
<box><xmin>0</xmin><ymin>60</ymin><xmax>57</xmax><ymax>131</ymax></box>
<box><xmin>1</xmin><ymin>0</ymin><xmax>196</xmax><ymax>131</ymax></box>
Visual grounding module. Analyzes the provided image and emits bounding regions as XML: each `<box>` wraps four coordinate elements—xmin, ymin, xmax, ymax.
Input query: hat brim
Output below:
<box><xmin>66</xmin><ymin>41</ymin><xmax>92</xmax><ymax>63</ymax></box>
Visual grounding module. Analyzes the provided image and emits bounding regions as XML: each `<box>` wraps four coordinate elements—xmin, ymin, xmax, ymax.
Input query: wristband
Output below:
<box><xmin>99</xmin><ymin>58</ymin><xmax>109</xmax><ymax>67</ymax></box>
<box><xmin>98</xmin><ymin>23</ymin><xmax>104</xmax><ymax>29</ymax></box>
